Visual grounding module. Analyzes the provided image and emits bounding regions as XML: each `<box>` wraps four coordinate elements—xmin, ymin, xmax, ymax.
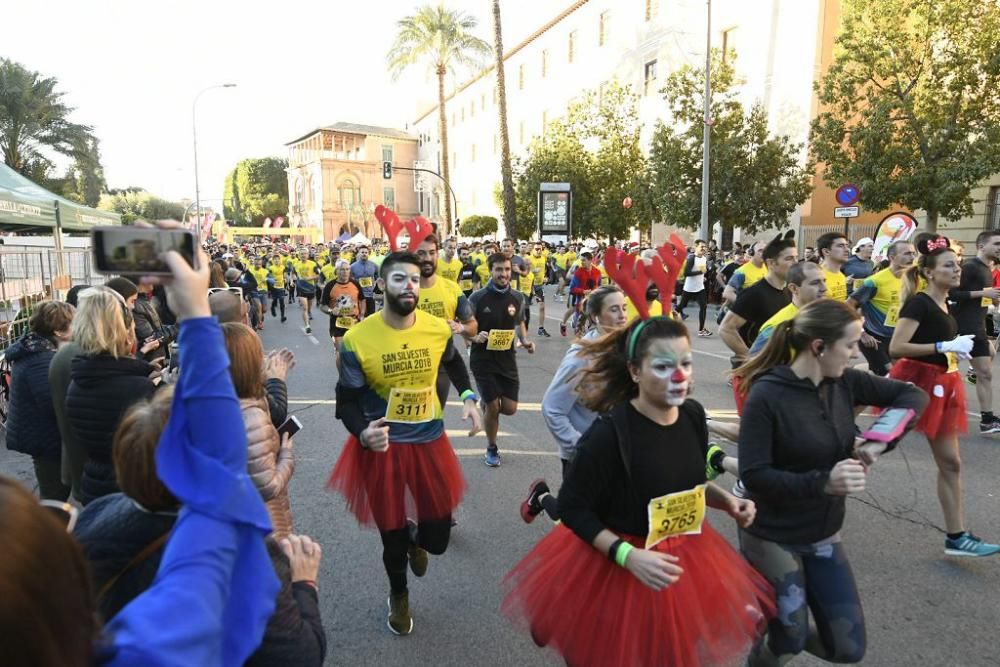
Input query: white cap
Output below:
<box><xmin>853</xmin><ymin>237</ymin><xmax>874</xmax><ymax>253</ymax></box>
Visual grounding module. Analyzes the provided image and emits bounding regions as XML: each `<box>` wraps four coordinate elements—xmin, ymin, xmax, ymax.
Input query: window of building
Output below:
<box><xmin>461</xmin><ymin>107</ymin><xmax>465</xmax><ymax>122</ymax></box>
<box><xmin>988</xmin><ymin>186</ymin><xmax>1000</xmax><ymax>230</ymax></box>
<box><xmin>519</xmin><ymin>64</ymin><xmax>525</xmax><ymax>90</ymax></box>
<box><xmin>568</xmin><ymin>30</ymin><xmax>577</xmax><ymax>63</ymax></box>
<box><xmin>519</xmin><ymin>121</ymin><xmax>525</xmax><ymax>145</ymax></box>
<box><xmin>383</xmin><ymin>187</ymin><xmax>395</xmax><ymax>210</ymax></box>
<box><xmin>470</xmin><ymin>100</ymin><xmax>475</xmax><ymax>117</ymax></box>
<box><xmin>453</xmin><ymin>152</ymin><xmax>457</xmax><ymax>168</ymax></box>
<box><xmin>645</xmin><ymin>0</ymin><xmax>659</xmax><ymax>21</ymax></box>
<box><xmin>471</xmin><ymin>144</ymin><xmax>477</xmax><ymax>162</ymax></box>
<box><xmin>644</xmin><ymin>60</ymin><xmax>658</xmax><ymax>95</ymax></box>
<box><xmin>481</xmin><ymin>93</ymin><xmax>486</xmax><ymax>110</ymax></box>
<box><xmin>382</xmin><ymin>144</ymin><xmax>393</xmax><ymax>163</ymax></box>
<box><xmin>722</xmin><ymin>27</ymin><xmax>738</xmax><ymax>63</ymax></box>
<box><xmin>599</xmin><ymin>11</ymin><xmax>610</xmax><ymax>46</ymax></box>
<box><xmin>339</xmin><ymin>181</ymin><xmax>359</xmax><ymax>208</ymax></box>
<box><xmin>542</xmin><ymin>49</ymin><xmax>549</xmax><ymax>77</ymax></box>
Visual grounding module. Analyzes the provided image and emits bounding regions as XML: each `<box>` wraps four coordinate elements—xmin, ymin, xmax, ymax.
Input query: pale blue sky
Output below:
<box><xmin>4</xmin><ymin>0</ymin><xmax>564</xmax><ymax>209</ymax></box>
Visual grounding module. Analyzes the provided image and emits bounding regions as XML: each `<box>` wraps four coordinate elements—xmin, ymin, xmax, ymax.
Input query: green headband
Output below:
<box><xmin>627</xmin><ymin>316</ymin><xmax>671</xmax><ymax>361</ymax></box>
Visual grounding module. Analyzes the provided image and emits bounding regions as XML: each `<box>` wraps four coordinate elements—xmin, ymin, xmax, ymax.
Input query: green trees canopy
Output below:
<box><xmin>649</xmin><ymin>51</ymin><xmax>812</xmax><ymax>237</ymax></box>
<box><xmin>811</xmin><ymin>0</ymin><xmax>1000</xmax><ymax>232</ymax></box>
<box><xmin>223</xmin><ymin>157</ymin><xmax>289</xmax><ymax>225</ymax></box>
<box><xmin>98</xmin><ymin>189</ymin><xmax>185</xmax><ymax>225</ymax></box>
<box><xmin>460</xmin><ymin>214</ymin><xmax>498</xmax><ymax>237</ymax></box>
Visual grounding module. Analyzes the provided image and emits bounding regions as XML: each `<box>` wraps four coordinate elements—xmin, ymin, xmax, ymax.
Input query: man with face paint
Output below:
<box><xmin>350</xmin><ymin>245</ymin><xmax>379</xmax><ymax>317</ymax></box>
<box><xmin>503</xmin><ymin>316</ymin><xmax>772</xmax><ymax>667</ymax></box>
<box><xmin>414</xmin><ymin>235</ymin><xmax>478</xmax><ymax>405</ymax></box>
<box><xmin>328</xmin><ymin>251</ymin><xmax>483</xmax><ymax>636</ymax></box>
<box><xmin>469</xmin><ymin>253</ymin><xmax>535</xmax><ymax>467</ymax></box>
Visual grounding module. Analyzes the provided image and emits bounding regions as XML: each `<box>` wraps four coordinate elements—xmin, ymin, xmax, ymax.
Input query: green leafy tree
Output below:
<box><xmin>459</xmin><ymin>214</ymin><xmax>498</xmax><ymax>237</ymax></box>
<box><xmin>98</xmin><ymin>190</ymin><xmax>185</xmax><ymax>224</ymax></box>
<box><xmin>811</xmin><ymin>0</ymin><xmax>1000</xmax><ymax>232</ymax></box>
<box><xmin>73</xmin><ymin>138</ymin><xmax>107</xmax><ymax>207</ymax></box>
<box><xmin>223</xmin><ymin>157</ymin><xmax>288</xmax><ymax>225</ymax></box>
<box><xmin>388</xmin><ymin>5</ymin><xmax>491</xmax><ymax>234</ymax></box>
<box><xmin>650</xmin><ymin>51</ymin><xmax>812</xmax><ymax>237</ymax></box>
<box><xmin>0</xmin><ymin>58</ymin><xmax>95</xmax><ymax>175</ymax></box>
<box><xmin>508</xmin><ymin>81</ymin><xmax>653</xmax><ymax>241</ymax></box>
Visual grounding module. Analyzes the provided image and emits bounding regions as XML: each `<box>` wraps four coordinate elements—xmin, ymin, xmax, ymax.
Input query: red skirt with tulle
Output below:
<box><xmin>502</xmin><ymin>523</ymin><xmax>775</xmax><ymax>667</ymax></box>
<box><xmin>888</xmin><ymin>358</ymin><xmax>966</xmax><ymax>439</ymax></box>
<box><xmin>327</xmin><ymin>433</ymin><xmax>466</xmax><ymax>531</ymax></box>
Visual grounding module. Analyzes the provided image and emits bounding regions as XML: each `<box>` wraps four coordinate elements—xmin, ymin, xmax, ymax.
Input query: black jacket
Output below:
<box><xmin>67</xmin><ymin>354</ymin><xmax>157</xmax><ymax>505</ymax></box>
<box><xmin>73</xmin><ymin>492</ymin><xmax>176</xmax><ymax>620</ymax></box>
<box><xmin>133</xmin><ymin>295</ymin><xmax>177</xmax><ymax>362</ymax></box>
<box><xmin>265</xmin><ymin>377</ymin><xmax>288</xmax><ymax>427</ymax></box>
<box><xmin>4</xmin><ymin>332</ymin><xmax>61</xmax><ymax>459</ymax></box>
<box><xmin>739</xmin><ymin>366</ymin><xmax>927</xmax><ymax>544</ymax></box>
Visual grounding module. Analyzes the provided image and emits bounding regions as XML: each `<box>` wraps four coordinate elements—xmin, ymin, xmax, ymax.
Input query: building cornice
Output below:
<box><xmin>413</xmin><ymin>0</ymin><xmax>590</xmax><ymax>125</ymax></box>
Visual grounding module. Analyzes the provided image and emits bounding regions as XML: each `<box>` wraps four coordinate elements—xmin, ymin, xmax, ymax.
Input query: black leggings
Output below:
<box><xmin>678</xmin><ymin>289</ymin><xmax>708</xmax><ymax>329</ymax></box>
<box><xmin>741</xmin><ymin>530</ymin><xmax>866</xmax><ymax>665</ymax></box>
<box><xmin>379</xmin><ymin>518</ymin><xmax>452</xmax><ymax>593</ymax></box>
<box><xmin>271</xmin><ymin>289</ymin><xmax>286</xmax><ymax>317</ymax></box>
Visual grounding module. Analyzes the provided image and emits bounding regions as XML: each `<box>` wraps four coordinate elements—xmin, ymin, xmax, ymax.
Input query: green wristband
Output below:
<box><xmin>460</xmin><ymin>389</ymin><xmax>477</xmax><ymax>402</ymax></box>
<box><xmin>614</xmin><ymin>542</ymin><xmax>634</xmax><ymax>568</ymax></box>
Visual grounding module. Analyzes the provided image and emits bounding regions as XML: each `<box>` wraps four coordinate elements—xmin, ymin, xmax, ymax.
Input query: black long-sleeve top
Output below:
<box><xmin>559</xmin><ymin>400</ymin><xmax>709</xmax><ymax>544</ymax></box>
<box><xmin>739</xmin><ymin>366</ymin><xmax>927</xmax><ymax>544</ymax></box>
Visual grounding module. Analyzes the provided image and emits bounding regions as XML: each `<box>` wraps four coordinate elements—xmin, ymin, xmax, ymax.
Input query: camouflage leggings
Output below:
<box><xmin>740</xmin><ymin>530</ymin><xmax>866</xmax><ymax>665</ymax></box>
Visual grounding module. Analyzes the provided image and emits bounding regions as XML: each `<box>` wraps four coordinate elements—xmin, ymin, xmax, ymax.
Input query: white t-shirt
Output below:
<box><xmin>683</xmin><ymin>256</ymin><xmax>708</xmax><ymax>293</ymax></box>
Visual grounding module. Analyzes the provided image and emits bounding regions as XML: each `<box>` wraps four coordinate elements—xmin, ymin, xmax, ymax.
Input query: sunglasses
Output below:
<box><xmin>208</xmin><ymin>287</ymin><xmax>243</xmax><ymax>298</ymax></box>
<box><xmin>41</xmin><ymin>500</ymin><xmax>79</xmax><ymax>533</ymax></box>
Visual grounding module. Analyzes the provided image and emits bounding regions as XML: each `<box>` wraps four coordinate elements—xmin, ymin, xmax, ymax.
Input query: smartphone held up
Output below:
<box><xmin>91</xmin><ymin>226</ymin><xmax>198</xmax><ymax>276</ymax></box>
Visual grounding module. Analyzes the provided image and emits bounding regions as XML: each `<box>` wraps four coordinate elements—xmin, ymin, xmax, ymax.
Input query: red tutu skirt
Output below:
<box><xmin>327</xmin><ymin>433</ymin><xmax>466</xmax><ymax>531</ymax></box>
<box><xmin>502</xmin><ymin>523</ymin><xmax>774</xmax><ymax>667</ymax></box>
<box><xmin>889</xmin><ymin>358</ymin><xmax>966</xmax><ymax>439</ymax></box>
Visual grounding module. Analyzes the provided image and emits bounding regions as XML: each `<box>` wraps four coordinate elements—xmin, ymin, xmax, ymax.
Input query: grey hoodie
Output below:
<box><xmin>541</xmin><ymin>329</ymin><xmax>600</xmax><ymax>461</ymax></box>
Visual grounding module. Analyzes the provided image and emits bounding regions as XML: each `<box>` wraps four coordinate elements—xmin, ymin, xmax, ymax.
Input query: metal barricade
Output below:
<box><xmin>0</xmin><ymin>251</ymin><xmax>51</xmax><ymax>353</ymax></box>
<box><xmin>800</xmin><ymin>223</ymin><xmax>879</xmax><ymax>249</ymax></box>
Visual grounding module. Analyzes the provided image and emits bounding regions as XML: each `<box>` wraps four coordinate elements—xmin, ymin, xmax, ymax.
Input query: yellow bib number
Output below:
<box><xmin>646</xmin><ymin>484</ymin><xmax>706</xmax><ymax>549</ymax></box>
<box><xmin>386</xmin><ymin>386</ymin><xmax>435</xmax><ymax>424</ymax></box>
<box><xmin>487</xmin><ymin>329</ymin><xmax>516</xmax><ymax>351</ymax></box>
<box><xmin>336</xmin><ymin>316</ymin><xmax>355</xmax><ymax>329</ymax></box>
<box><xmin>885</xmin><ymin>305</ymin><xmax>900</xmax><ymax>328</ymax></box>
<box><xmin>460</xmin><ymin>279</ymin><xmax>473</xmax><ymax>291</ymax></box>
<box><xmin>946</xmin><ymin>352</ymin><xmax>958</xmax><ymax>374</ymax></box>
<box><xmin>359</xmin><ymin>277</ymin><xmax>374</xmax><ymax>288</ymax></box>
<box><xmin>981</xmin><ymin>296</ymin><xmax>993</xmax><ymax>308</ymax></box>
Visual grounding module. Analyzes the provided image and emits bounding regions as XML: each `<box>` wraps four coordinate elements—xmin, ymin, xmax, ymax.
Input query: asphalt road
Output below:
<box><xmin>3</xmin><ymin>288</ymin><xmax>999</xmax><ymax>666</ymax></box>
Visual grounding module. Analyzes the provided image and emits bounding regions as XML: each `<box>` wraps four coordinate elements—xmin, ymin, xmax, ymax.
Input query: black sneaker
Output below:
<box><xmin>520</xmin><ymin>478</ymin><xmax>550</xmax><ymax>523</ymax></box>
<box><xmin>979</xmin><ymin>418</ymin><xmax>1000</xmax><ymax>435</ymax></box>
<box><xmin>406</xmin><ymin>519</ymin><xmax>428</xmax><ymax>577</ymax></box>
<box><xmin>538</xmin><ymin>327</ymin><xmax>551</xmax><ymax>338</ymax></box>
<box><xmin>559</xmin><ymin>322</ymin><xmax>567</xmax><ymax>337</ymax></box>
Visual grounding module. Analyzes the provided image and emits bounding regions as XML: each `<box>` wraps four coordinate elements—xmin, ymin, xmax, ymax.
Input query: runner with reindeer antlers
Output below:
<box><xmin>327</xmin><ymin>206</ymin><xmax>484</xmax><ymax>636</ymax></box>
<box><xmin>503</xmin><ymin>237</ymin><xmax>775</xmax><ymax>666</ymax></box>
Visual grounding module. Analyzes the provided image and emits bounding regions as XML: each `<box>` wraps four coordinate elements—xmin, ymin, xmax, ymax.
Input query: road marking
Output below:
<box><xmin>453</xmin><ymin>448</ymin><xmax>559</xmax><ymax>457</ymax></box>
<box><xmin>447</xmin><ymin>430</ymin><xmax>515</xmax><ymax>438</ymax></box>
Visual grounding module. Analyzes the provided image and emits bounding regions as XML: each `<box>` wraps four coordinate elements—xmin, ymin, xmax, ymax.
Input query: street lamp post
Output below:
<box><xmin>192</xmin><ymin>83</ymin><xmax>236</xmax><ymax>230</ymax></box>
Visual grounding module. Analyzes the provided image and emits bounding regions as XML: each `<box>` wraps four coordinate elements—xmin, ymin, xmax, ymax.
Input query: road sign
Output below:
<box><xmin>835</xmin><ymin>206</ymin><xmax>859</xmax><ymax>218</ymax></box>
<box><xmin>835</xmin><ymin>184</ymin><xmax>860</xmax><ymax>207</ymax></box>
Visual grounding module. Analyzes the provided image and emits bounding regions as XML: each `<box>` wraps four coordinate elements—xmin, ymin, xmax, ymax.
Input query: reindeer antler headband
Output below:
<box><xmin>374</xmin><ymin>205</ymin><xmax>436</xmax><ymax>252</ymax></box>
<box><xmin>604</xmin><ymin>235</ymin><xmax>688</xmax><ymax>359</ymax></box>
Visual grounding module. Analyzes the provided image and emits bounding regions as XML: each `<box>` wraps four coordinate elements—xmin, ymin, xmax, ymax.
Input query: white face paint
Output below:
<box><xmin>647</xmin><ymin>353</ymin><xmax>693</xmax><ymax>406</ymax></box>
<box><xmin>383</xmin><ymin>267</ymin><xmax>421</xmax><ymax>314</ymax></box>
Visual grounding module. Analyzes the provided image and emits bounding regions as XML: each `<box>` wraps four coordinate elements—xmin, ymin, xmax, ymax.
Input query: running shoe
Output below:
<box><xmin>698</xmin><ymin>329</ymin><xmax>713</xmax><ymax>337</ymax></box>
<box><xmin>945</xmin><ymin>532</ymin><xmax>1000</xmax><ymax>557</ymax></box>
<box><xmin>406</xmin><ymin>519</ymin><xmax>428</xmax><ymax>577</ymax></box>
<box><xmin>538</xmin><ymin>327</ymin><xmax>552</xmax><ymax>338</ymax></box>
<box><xmin>731</xmin><ymin>479</ymin><xmax>748</xmax><ymax>499</ymax></box>
<box><xmin>979</xmin><ymin>418</ymin><xmax>1000</xmax><ymax>435</ymax></box>
<box><xmin>485</xmin><ymin>446</ymin><xmax>501</xmax><ymax>467</ymax></box>
<box><xmin>304</xmin><ymin>326</ymin><xmax>312</xmax><ymax>335</ymax></box>
<box><xmin>281</xmin><ymin>316</ymin><xmax>287</xmax><ymax>323</ymax></box>
<box><xmin>520</xmin><ymin>478</ymin><xmax>550</xmax><ymax>523</ymax></box>
<box><xmin>387</xmin><ymin>592</ymin><xmax>413</xmax><ymax>635</ymax></box>
<box><xmin>559</xmin><ymin>322</ymin><xmax>567</xmax><ymax>337</ymax></box>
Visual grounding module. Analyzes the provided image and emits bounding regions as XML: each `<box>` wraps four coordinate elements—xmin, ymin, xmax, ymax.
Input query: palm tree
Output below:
<box><xmin>387</xmin><ymin>5</ymin><xmax>490</xmax><ymax>235</ymax></box>
<box><xmin>0</xmin><ymin>58</ymin><xmax>94</xmax><ymax>176</ymax></box>
<box><xmin>491</xmin><ymin>0</ymin><xmax>517</xmax><ymax>240</ymax></box>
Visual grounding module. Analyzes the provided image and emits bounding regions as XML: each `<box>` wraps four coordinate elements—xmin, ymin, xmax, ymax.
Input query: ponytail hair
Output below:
<box><xmin>901</xmin><ymin>234</ymin><xmax>954</xmax><ymax>302</ymax></box>
<box><xmin>576</xmin><ymin>316</ymin><xmax>689</xmax><ymax>413</ymax></box>
<box><xmin>731</xmin><ymin>299</ymin><xmax>862</xmax><ymax>397</ymax></box>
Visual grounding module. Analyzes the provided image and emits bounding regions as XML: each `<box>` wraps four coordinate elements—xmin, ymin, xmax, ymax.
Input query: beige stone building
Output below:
<box><xmin>285</xmin><ymin>122</ymin><xmax>419</xmax><ymax>242</ymax></box>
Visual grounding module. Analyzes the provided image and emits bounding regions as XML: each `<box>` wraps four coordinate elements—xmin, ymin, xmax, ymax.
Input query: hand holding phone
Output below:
<box><xmin>277</xmin><ymin>415</ymin><xmax>303</xmax><ymax>439</ymax></box>
<box><xmin>92</xmin><ymin>226</ymin><xmax>198</xmax><ymax>276</ymax></box>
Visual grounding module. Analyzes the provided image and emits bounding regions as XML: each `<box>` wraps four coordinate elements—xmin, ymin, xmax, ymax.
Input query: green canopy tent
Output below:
<box><xmin>0</xmin><ymin>162</ymin><xmax>120</xmax><ymax>232</ymax></box>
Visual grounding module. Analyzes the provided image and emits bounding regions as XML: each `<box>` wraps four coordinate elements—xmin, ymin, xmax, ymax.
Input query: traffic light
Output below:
<box><xmin>382</xmin><ymin>161</ymin><xmax>392</xmax><ymax>179</ymax></box>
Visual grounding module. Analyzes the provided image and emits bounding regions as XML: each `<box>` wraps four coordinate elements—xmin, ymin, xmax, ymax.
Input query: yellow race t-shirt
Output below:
<box><xmin>475</xmin><ymin>262</ymin><xmax>492</xmax><ymax>286</ymax></box>
<box><xmin>519</xmin><ymin>270</ymin><xmax>535</xmax><ymax>296</ymax></box>
<box><xmin>292</xmin><ymin>259</ymin><xmax>319</xmax><ymax>282</ymax></box>
<box><xmin>624</xmin><ymin>297</ymin><xmax>664</xmax><ymax>322</ymax></box>
<box><xmin>437</xmin><ymin>257</ymin><xmax>463</xmax><ymax>283</ymax></box>
<box><xmin>321</xmin><ymin>263</ymin><xmax>337</xmax><ymax>282</ymax></box>
<box><xmin>250</xmin><ymin>267</ymin><xmax>269</xmax><ymax>291</ymax></box>
<box><xmin>268</xmin><ymin>263</ymin><xmax>287</xmax><ymax>289</ymax></box>
<box><xmin>822</xmin><ymin>267</ymin><xmax>848</xmax><ymax>302</ymax></box>
<box><xmin>417</xmin><ymin>277</ymin><xmax>465</xmax><ymax>321</ymax></box>
<box><xmin>338</xmin><ymin>310</ymin><xmax>452</xmax><ymax>442</ymax></box>
<box><xmin>733</xmin><ymin>262</ymin><xmax>767</xmax><ymax>290</ymax></box>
